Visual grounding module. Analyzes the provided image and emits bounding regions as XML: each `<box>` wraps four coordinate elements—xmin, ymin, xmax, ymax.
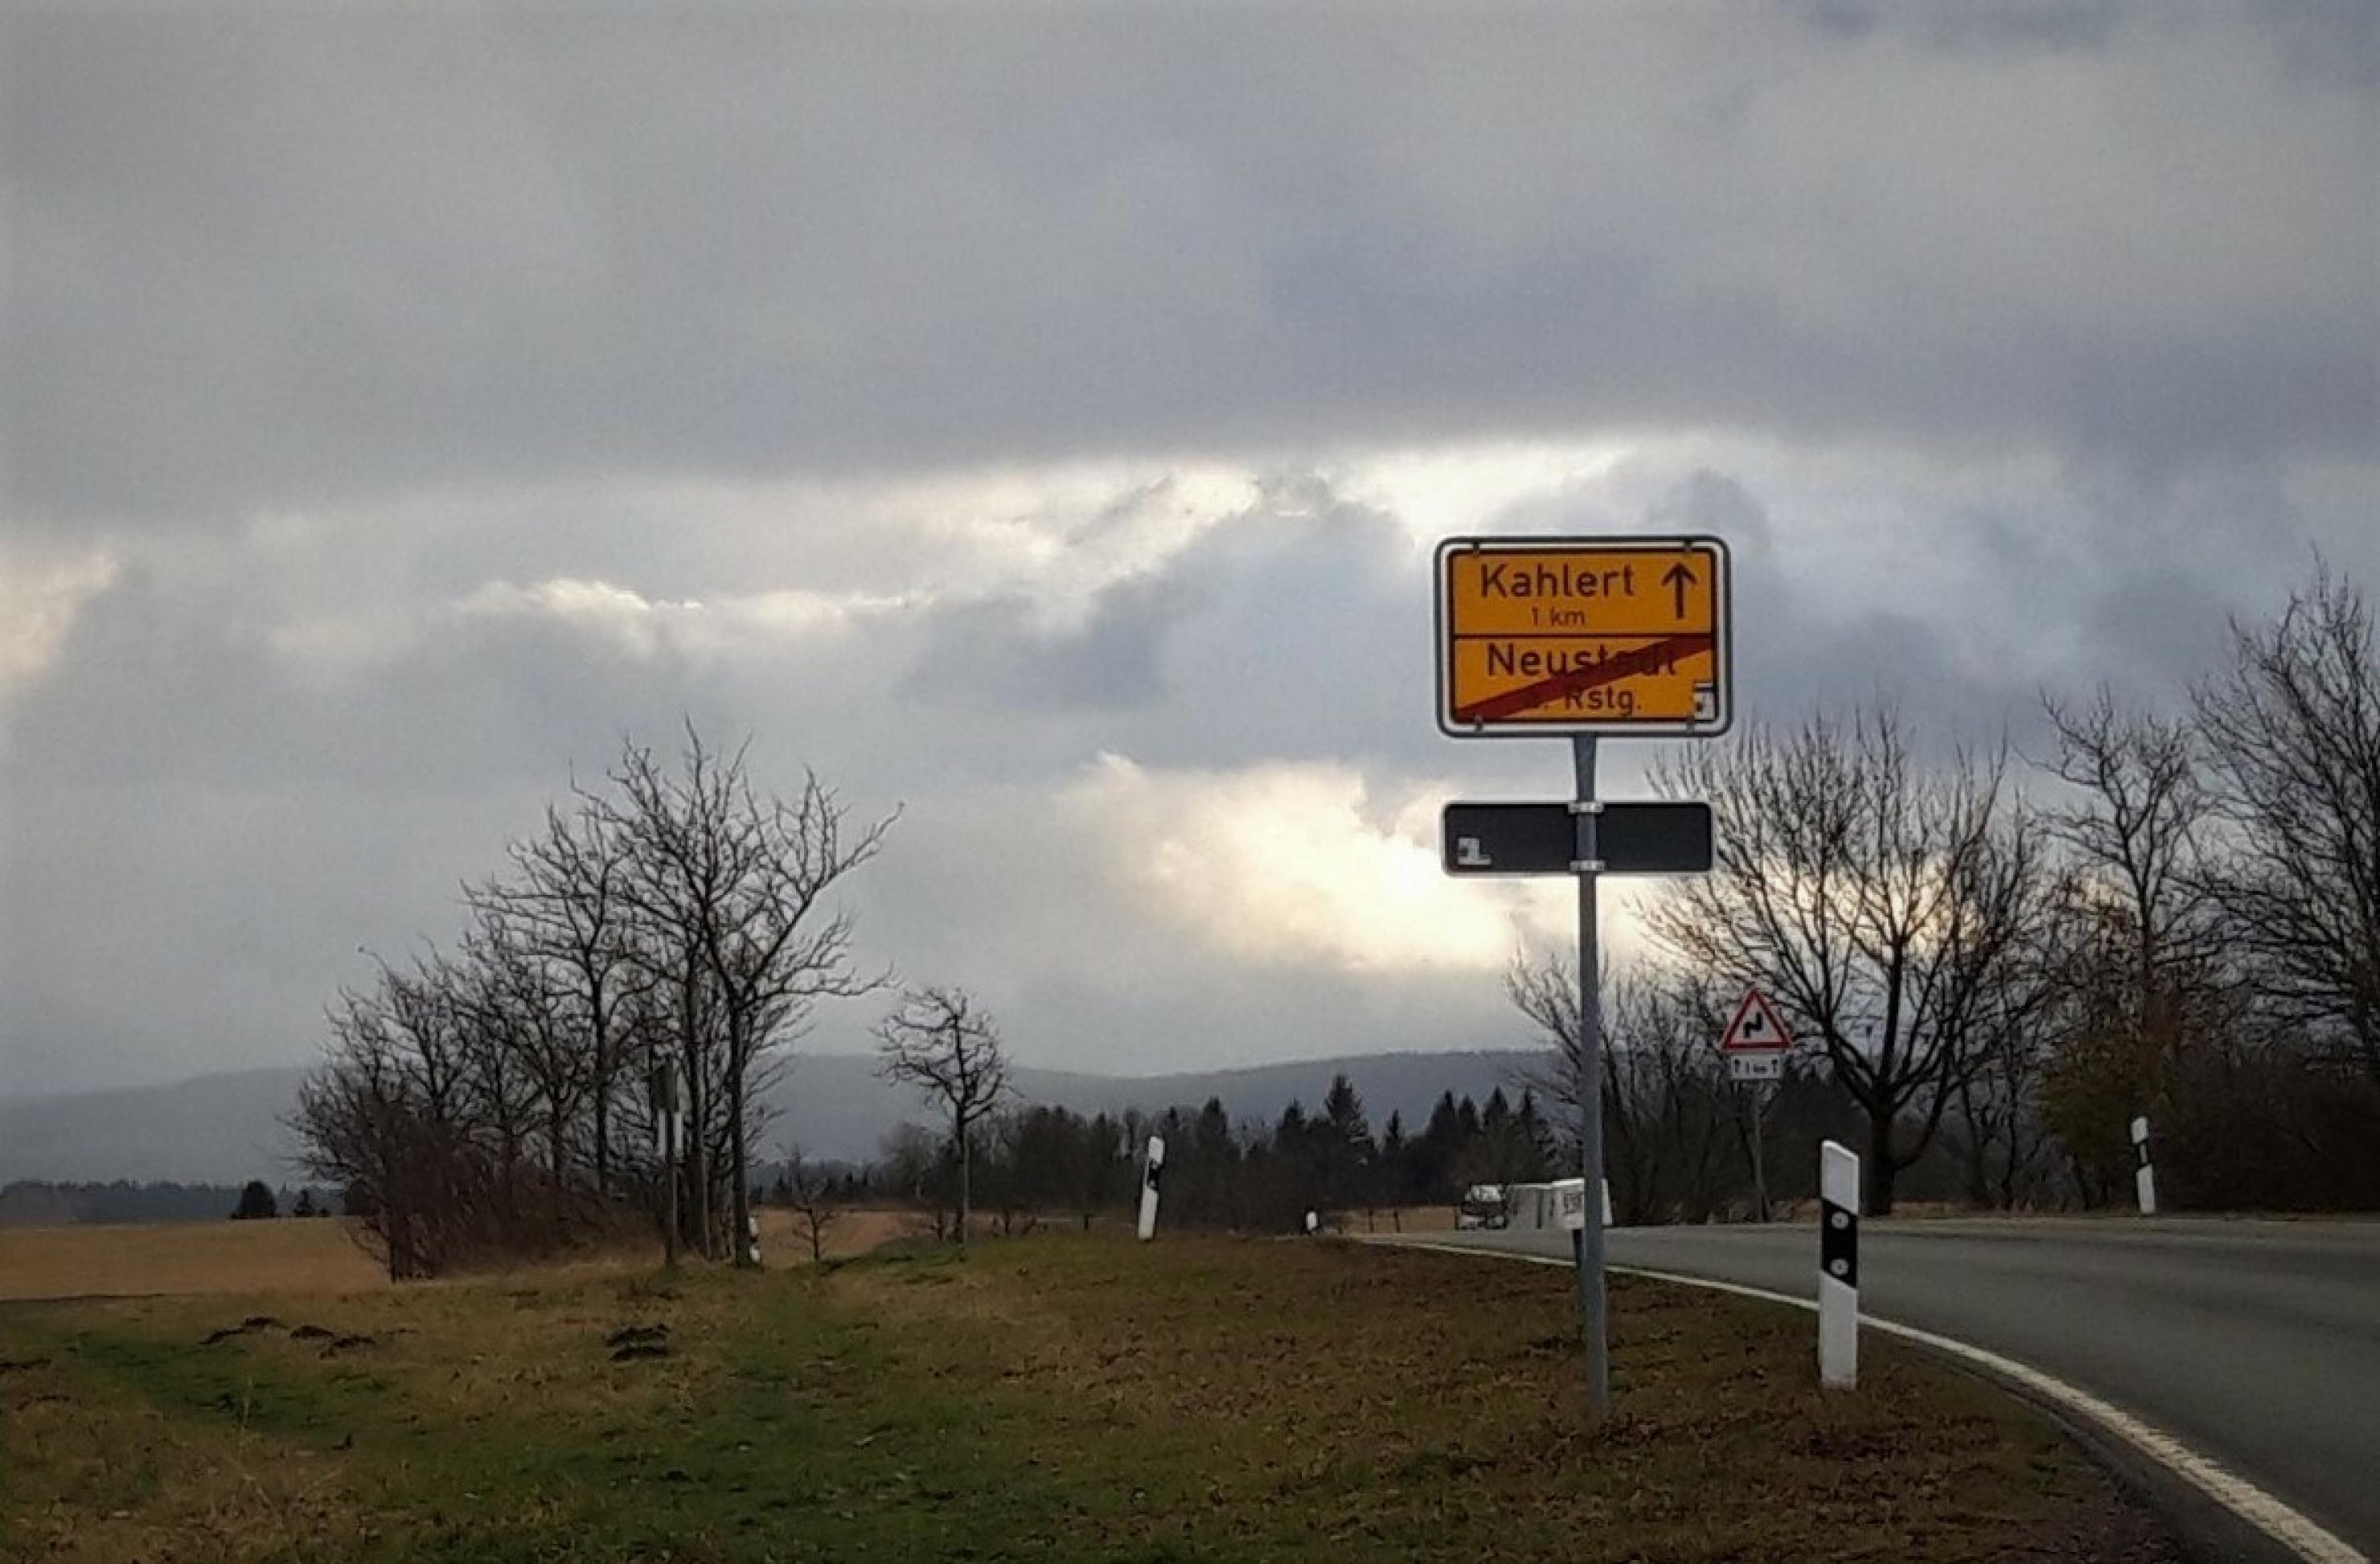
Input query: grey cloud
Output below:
<box><xmin>3</xmin><ymin>3</ymin><xmax>2375</xmax><ymax>1100</ymax></box>
<box><xmin>2</xmin><ymin>568</ymin><xmax>728</xmax><ymax>797</ymax></box>
<box><xmin>5</xmin><ymin>6</ymin><xmax>2371</xmax><ymax>526</ymax></box>
<box><xmin>901</xmin><ymin>574</ymin><xmax>1188</xmax><ymax>713</ymax></box>
<box><xmin>2</xmin><ymin>447</ymin><xmax>2372</xmax><ymax>1097</ymax></box>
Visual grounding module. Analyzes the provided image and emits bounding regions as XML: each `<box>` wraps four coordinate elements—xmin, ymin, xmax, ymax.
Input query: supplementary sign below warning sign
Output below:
<box><xmin>1436</xmin><ymin>536</ymin><xmax>1731</xmax><ymax>737</ymax></box>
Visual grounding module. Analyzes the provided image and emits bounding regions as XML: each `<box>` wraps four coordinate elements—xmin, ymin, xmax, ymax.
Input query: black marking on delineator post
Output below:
<box><xmin>2130</xmin><ymin>1115</ymin><xmax>2157</xmax><ymax>1215</ymax></box>
<box><xmin>1821</xmin><ymin>1196</ymin><xmax>1859</xmax><ymax>1289</ymax></box>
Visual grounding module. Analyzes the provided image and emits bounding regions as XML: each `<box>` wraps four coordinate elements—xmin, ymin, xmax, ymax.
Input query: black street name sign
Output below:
<box><xmin>1442</xmin><ymin>801</ymin><xmax>1713</xmax><ymax>876</ymax></box>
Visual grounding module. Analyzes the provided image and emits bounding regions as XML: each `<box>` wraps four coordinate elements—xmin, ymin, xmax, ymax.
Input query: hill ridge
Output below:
<box><xmin>0</xmin><ymin>1049</ymin><xmax>1547</xmax><ymax>1184</ymax></box>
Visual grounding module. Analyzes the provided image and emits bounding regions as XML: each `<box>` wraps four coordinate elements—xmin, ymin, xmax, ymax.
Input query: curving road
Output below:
<box><xmin>1389</xmin><ymin>1217</ymin><xmax>2380</xmax><ymax>1556</ymax></box>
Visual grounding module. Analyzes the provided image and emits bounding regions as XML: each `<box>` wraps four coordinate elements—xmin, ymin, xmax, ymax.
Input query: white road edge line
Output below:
<box><xmin>1361</xmin><ymin>1238</ymin><xmax>2367</xmax><ymax>1564</ymax></box>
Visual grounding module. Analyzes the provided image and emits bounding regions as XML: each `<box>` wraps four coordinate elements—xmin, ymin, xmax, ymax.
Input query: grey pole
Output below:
<box><xmin>1750</xmin><ymin>1083</ymin><xmax>1770</xmax><ymax>1223</ymax></box>
<box><xmin>1571</xmin><ymin>734</ymin><xmax>1610</xmax><ymax>1424</ymax></box>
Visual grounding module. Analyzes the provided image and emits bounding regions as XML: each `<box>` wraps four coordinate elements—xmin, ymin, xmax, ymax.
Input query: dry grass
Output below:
<box><xmin>0</xmin><ymin>1221</ymin><xmax>388</xmax><ymax>1303</ymax></box>
<box><xmin>749</xmin><ymin>1204</ymin><xmax>917</xmax><ymax>1262</ymax></box>
<box><xmin>0</xmin><ymin>1232</ymin><xmax>2180</xmax><ymax>1562</ymax></box>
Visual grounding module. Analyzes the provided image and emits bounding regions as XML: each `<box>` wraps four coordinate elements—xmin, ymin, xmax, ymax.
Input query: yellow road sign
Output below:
<box><xmin>1435</xmin><ymin>536</ymin><xmax>1732</xmax><ymax>736</ymax></box>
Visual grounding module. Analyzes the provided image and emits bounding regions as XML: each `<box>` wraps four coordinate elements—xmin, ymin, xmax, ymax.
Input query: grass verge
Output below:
<box><xmin>0</xmin><ymin>1231</ymin><xmax>2179</xmax><ymax>1562</ymax></box>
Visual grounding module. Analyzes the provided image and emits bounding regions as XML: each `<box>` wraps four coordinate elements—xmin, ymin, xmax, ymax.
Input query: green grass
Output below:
<box><xmin>0</xmin><ymin>1233</ymin><xmax>2176</xmax><ymax>1562</ymax></box>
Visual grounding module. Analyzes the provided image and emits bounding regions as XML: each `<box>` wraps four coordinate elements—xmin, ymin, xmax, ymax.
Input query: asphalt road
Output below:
<box><xmin>1399</xmin><ymin>1217</ymin><xmax>2380</xmax><ymax>1554</ymax></box>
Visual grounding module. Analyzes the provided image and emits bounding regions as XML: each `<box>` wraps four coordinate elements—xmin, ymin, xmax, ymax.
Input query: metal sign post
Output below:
<box><xmin>1747</xmin><ymin>1082</ymin><xmax>1771</xmax><ymax>1223</ymax></box>
<box><xmin>1571</xmin><ymin>735</ymin><xmax>1610</xmax><ymax>1424</ymax></box>
<box><xmin>1434</xmin><ymin>532</ymin><xmax>1734</xmax><ymax>1430</ymax></box>
<box><xmin>1719</xmin><ymin>990</ymin><xmax>1792</xmax><ymax>1225</ymax></box>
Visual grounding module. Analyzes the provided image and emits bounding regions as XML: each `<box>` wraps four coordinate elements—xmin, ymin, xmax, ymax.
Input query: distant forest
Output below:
<box><xmin>0</xmin><ymin>1180</ymin><xmax>332</xmax><ymax>1227</ymax></box>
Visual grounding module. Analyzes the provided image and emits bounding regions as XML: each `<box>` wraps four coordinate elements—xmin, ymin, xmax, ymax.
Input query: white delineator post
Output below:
<box><xmin>2132</xmin><ymin>1115</ymin><xmax>2157</xmax><ymax>1217</ymax></box>
<box><xmin>1819</xmin><ymin>1139</ymin><xmax>1859</xmax><ymax>1389</ymax></box>
<box><xmin>1136</xmin><ymin>1135</ymin><xmax>1165</xmax><ymax>1241</ymax></box>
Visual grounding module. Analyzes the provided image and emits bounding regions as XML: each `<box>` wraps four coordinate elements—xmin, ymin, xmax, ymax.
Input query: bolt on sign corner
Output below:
<box><xmin>1435</xmin><ymin>535</ymin><xmax>1733</xmax><ymax>737</ymax></box>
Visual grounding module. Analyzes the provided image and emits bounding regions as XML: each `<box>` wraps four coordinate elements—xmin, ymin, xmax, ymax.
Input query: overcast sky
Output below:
<box><xmin>2</xmin><ymin>2</ymin><xmax>2374</xmax><ymax>1097</ymax></box>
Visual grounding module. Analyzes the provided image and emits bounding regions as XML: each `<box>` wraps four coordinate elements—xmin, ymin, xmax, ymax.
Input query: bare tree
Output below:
<box><xmin>2037</xmin><ymin>689</ymin><xmax>2217</xmax><ymax>986</ymax></box>
<box><xmin>880</xmin><ymin>1122</ymin><xmax>954</xmax><ymax>1241</ymax></box>
<box><xmin>777</xmin><ymin>1147</ymin><xmax>843</xmax><ymax>1263</ymax></box>
<box><xmin>471</xmin><ymin>795</ymin><xmax>647</xmax><ymax>1197</ymax></box>
<box><xmin>1648</xmin><ymin>710</ymin><xmax>2019</xmax><ymax>1213</ymax></box>
<box><xmin>2030</xmin><ymin>687</ymin><xmax>2225</xmax><ymax>1133</ymax></box>
<box><xmin>1939</xmin><ymin>811</ymin><xmax>2070</xmax><ymax>1208</ymax></box>
<box><xmin>603</xmin><ymin>725</ymin><xmax>893</xmax><ymax>1263</ymax></box>
<box><xmin>2193</xmin><ymin>563</ymin><xmax>2380</xmax><ymax>1087</ymax></box>
<box><xmin>293</xmin><ymin>722</ymin><xmax>892</xmax><ymax>1276</ymax></box>
<box><xmin>876</xmin><ymin>986</ymin><xmax>1012</xmax><ymax>1246</ymax></box>
<box><xmin>458</xmin><ymin>913</ymin><xmax>586</xmax><ymax>1227</ymax></box>
<box><xmin>446</xmin><ymin>947</ymin><xmax>540</xmax><ymax>1227</ymax></box>
<box><xmin>1512</xmin><ymin>956</ymin><xmax>1738</xmax><ymax>1222</ymax></box>
<box><xmin>294</xmin><ymin>963</ymin><xmax>504</xmax><ymax>1279</ymax></box>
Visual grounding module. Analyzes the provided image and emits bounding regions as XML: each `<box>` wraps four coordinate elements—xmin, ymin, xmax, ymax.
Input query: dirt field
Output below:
<box><xmin>749</xmin><ymin>1204</ymin><xmax>917</xmax><ymax>1262</ymax></box>
<box><xmin>0</xmin><ymin>1207</ymin><xmax>934</xmax><ymax>1303</ymax></box>
<box><xmin>0</xmin><ymin>1231</ymin><xmax>2180</xmax><ymax>1562</ymax></box>
<box><xmin>0</xmin><ymin>1218</ymin><xmax>388</xmax><ymax>1301</ymax></box>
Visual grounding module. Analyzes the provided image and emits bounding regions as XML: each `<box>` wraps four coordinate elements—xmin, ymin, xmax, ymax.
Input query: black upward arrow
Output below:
<box><xmin>1662</xmin><ymin>560</ymin><xmax>1697</xmax><ymax>618</ymax></box>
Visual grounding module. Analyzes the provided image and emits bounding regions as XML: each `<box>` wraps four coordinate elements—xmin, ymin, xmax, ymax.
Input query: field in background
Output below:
<box><xmin>0</xmin><ymin>1231</ymin><xmax>2177</xmax><ymax>1562</ymax></box>
<box><xmin>0</xmin><ymin>1209</ymin><xmax>927</xmax><ymax>1303</ymax></box>
<box><xmin>0</xmin><ymin>1218</ymin><xmax>388</xmax><ymax>1302</ymax></box>
<box><xmin>0</xmin><ymin>1199</ymin><xmax>2224</xmax><ymax>1307</ymax></box>
<box><xmin>0</xmin><ymin>1206</ymin><xmax>1461</xmax><ymax>1306</ymax></box>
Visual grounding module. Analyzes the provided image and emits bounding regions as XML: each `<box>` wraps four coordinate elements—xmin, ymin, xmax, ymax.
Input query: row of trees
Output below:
<box><xmin>228</xmin><ymin>1180</ymin><xmax>335</xmax><ymax>1220</ymax></box>
<box><xmin>292</xmin><ymin>728</ymin><xmax>893</xmax><ymax>1277</ymax></box>
<box><xmin>297</xmin><ymin>562</ymin><xmax>2374</xmax><ymax>1265</ymax></box>
<box><xmin>864</xmin><ymin>1074</ymin><xmax>1564</xmax><ymax>1238</ymax></box>
<box><xmin>1525</xmin><ymin>564</ymin><xmax>2379</xmax><ymax>1216</ymax></box>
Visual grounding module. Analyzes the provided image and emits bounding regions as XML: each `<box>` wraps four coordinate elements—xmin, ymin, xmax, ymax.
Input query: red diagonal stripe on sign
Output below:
<box><xmin>1451</xmin><ymin>634</ymin><xmax>1715</xmax><ymax>725</ymax></box>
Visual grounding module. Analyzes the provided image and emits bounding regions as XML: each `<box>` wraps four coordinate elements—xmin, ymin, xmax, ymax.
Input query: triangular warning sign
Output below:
<box><xmin>1720</xmin><ymin>989</ymin><xmax>1793</xmax><ymax>1053</ymax></box>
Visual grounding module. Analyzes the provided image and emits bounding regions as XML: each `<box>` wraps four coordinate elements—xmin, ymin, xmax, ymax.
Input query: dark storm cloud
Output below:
<box><xmin>4</xmin><ymin>5</ymin><xmax>2371</xmax><ymax>525</ymax></box>
<box><xmin>901</xmin><ymin>575</ymin><xmax>1188</xmax><ymax>712</ymax></box>
<box><xmin>2</xmin><ymin>568</ymin><xmax>728</xmax><ymax>796</ymax></box>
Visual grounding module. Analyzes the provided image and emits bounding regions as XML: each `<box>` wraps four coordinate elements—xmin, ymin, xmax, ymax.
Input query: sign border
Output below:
<box><xmin>1440</xmin><ymin>801</ymin><xmax>1574</xmax><ymax>878</ymax></box>
<box><xmin>1434</xmin><ymin>533</ymin><xmax>1734</xmax><ymax>740</ymax></box>
<box><xmin>1441</xmin><ymin>798</ymin><xmax>1715</xmax><ymax>877</ymax></box>
<box><xmin>1718</xmin><ymin>988</ymin><xmax>1794</xmax><ymax>1055</ymax></box>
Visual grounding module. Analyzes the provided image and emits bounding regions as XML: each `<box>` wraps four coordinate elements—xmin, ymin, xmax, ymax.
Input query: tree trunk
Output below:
<box><xmin>728</xmin><ymin>1049</ymin><xmax>753</xmax><ymax>1268</ymax></box>
<box><xmin>681</xmin><ymin>972</ymin><xmax>712</xmax><ymax>1261</ymax></box>
<box><xmin>957</xmin><ymin>1123</ymin><xmax>971</xmax><ymax>1248</ymax></box>
<box><xmin>685</xmin><ymin>1060</ymin><xmax>712</xmax><ymax>1261</ymax></box>
<box><xmin>1868</xmin><ymin>1114</ymin><xmax>1899</xmax><ymax>1216</ymax></box>
<box><xmin>548</xmin><ymin>1104</ymin><xmax>569</xmax><ymax>1232</ymax></box>
<box><xmin>591</xmin><ymin>993</ymin><xmax>611</xmax><ymax>1199</ymax></box>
